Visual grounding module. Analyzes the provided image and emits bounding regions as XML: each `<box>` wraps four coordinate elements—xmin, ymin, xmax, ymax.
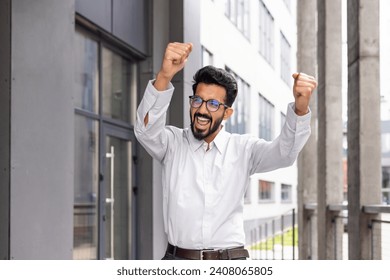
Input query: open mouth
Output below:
<box><xmin>196</xmin><ymin>115</ymin><xmax>211</xmax><ymax>126</ymax></box>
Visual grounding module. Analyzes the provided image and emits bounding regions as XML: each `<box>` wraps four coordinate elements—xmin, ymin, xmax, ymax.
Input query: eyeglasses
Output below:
<box><xmin>189</xmin><ymin>96</ymin><xmax>228</xmax><ymax>112</ymax></box>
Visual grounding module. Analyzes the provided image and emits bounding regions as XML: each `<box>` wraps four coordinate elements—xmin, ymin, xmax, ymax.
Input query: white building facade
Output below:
<box><xmin>199</xmin><ymin>0</ymin><xmax>298</xmax><ymax>238</ymax></box>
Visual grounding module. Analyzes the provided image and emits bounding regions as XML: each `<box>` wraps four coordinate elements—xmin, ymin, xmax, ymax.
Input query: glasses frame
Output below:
<box><xmin>188</xmin><ymin>95</ymin><xmax>229</xmax><ymax>112</ymax></box>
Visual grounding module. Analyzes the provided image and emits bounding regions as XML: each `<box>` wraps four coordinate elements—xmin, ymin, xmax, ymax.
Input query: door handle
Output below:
<box><xmin>106</xmin><ymin>145</ymin><xmax>115</xmax><ymax>259</ymax></box>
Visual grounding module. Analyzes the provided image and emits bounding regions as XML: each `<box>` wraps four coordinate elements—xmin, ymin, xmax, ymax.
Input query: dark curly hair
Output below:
<box><xmin>192</xmin><ymin>66</ymin><xmax>238</xmax><ymax>107</ymax></box>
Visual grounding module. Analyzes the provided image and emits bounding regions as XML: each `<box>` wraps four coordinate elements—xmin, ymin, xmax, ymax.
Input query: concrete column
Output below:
<box><xmin>138</xmin><ymin>0</ymin><xmax>201</xmax><ymax>259</ymax></box>
<box><xmin>347</xmin><ymin>0</ymin><xmax>381</xmax><ymax>260</ymax></box>
<box><xmin>168</xmin><ymin>0</ymin><xmax>201</xmax><ymax>127</ymax></box>
<box><xmin>296</xmin><ymin>0</ymin><xmax>318</xmax><ymax>260</ymax></box>
<box><xmin>317</xmin><ymin>0</ymin><xmax>344</xmax><ymax>259</ymax></box>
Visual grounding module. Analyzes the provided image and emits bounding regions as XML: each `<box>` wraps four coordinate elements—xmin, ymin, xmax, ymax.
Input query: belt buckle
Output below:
<box><xmin>200</xmin><ymin>249</ymin><xmax>214</xmax><ymax>260</ymax></box>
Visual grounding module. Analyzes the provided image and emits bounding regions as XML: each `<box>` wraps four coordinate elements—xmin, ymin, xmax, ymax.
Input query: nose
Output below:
<box><xmin>197</xmin><ymin>100</ymin><xmax>209</xmax><ymax>114</ymax></box>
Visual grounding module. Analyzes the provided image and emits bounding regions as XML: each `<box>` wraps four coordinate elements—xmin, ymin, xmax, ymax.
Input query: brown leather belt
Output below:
<box><xmin>166</xmin><ymin>243</ymin><xmax>249</xmax><ymax>260</ymax></box>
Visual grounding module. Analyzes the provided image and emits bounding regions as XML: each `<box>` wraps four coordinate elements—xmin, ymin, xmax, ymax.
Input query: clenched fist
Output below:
<box><xmin>292</xmin><ymin>72</ymin><xmax>317</xmax><ymax>116</ymax></box>
<box><xmin>154</xmin><ymin>42</ymin><xmax>193</xmax><ymax>91</ymax></box>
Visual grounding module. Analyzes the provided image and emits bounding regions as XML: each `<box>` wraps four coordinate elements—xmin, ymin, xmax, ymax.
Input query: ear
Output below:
<box><xmin>223</xmin><ymin>107</ymin><xmax>234</xmax><ymax>121</ymax></box>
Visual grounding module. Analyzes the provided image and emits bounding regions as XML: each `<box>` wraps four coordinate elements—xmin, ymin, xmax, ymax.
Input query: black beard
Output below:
<box><xmin>190</xmin><ymin>112</ymin><xmax>224</xmax><ymax>141</ymax></box>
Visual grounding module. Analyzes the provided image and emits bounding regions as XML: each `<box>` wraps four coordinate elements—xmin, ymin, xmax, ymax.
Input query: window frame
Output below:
<box><xmin>281</xmin><ymin>183</ymin><xmax>293</xmax><ymax>203</ymax></box>
<box><xmin>225</xmin><ymin>67</ymin><xmax>250</xmax><ymax>135</ymax></box>
<box><xmin>74</xmin><ymin>25</ymin><xmax>139</xmax><ymax>130</ymax></box>
<box><xmin>258</xmin><ymin>93</ymin><xmax>275</xmax><ymax>141</ymax></box>
<box><xmin>73</xmin><ymin>22</ymin><xmax>140</xmax><ymax>260</ymax></box>
<box><xmin>258</xmin><ymin>180</ymin><xmax>275</xmax><ymax>203</ymax></box>
<box><xmin>280</xmin><ymin>31</ymin><xmax>292</xmax><ymax>86</ymax></box>
<box><xmin>258</xmin><ymin>0</ymin><xmax>274</xmax><ymax>66</ymax></box>
<box><xmin>225</xmin><ymin>0</ymin><xmax>251</xmax><ymax>39</ymax></box>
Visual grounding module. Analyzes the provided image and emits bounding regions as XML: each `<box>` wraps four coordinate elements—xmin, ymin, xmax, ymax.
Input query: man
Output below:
<box><xmin>135</xmin><ymin>42</ymin><xmax>317</xmax><ymax>260</ymax></box>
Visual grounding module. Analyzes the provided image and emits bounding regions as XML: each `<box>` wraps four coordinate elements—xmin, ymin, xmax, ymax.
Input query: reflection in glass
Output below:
<box><xmin>105</xmin><ymin>136</ymin><xmax>132</xmax><ymax>259</ymax></box>
<box><xmin>73</xmin><ymin>115</ymin><xmax>99</xmax><ymax>259</ymax></box>
<box><xmin>102</xmin><ymin>47</ymin><xmax>137</xmax><ymax>124</ymax></box>
<box><xmin>382</xmin><ymin>167</ymin><xmax>390</xmax><ymax>205</ymax></box>
<box><xmin>74</xmin><ymin>32</ymin><xmax>99</xmax><ymax>113</ymax></box>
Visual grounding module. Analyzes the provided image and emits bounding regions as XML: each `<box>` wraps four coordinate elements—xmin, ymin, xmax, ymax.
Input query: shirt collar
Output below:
<box><xmin>186</xmin><ymin>127</ymin><xmax>230</xmax><ymax>154</ymax></box>
<box><xmin>213</xmin><ymin>128</ymin><xmax>230</xmax><ymax>154</ymax></box>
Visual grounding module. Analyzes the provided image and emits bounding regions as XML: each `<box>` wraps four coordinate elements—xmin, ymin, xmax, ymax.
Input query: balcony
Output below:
<box><xmin>247</xmin><ymin>205</ymin><xmax>390</xmax><ymax>260</ymax></box>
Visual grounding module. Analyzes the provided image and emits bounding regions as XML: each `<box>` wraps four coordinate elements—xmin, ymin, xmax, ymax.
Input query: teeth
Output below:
<box><xmin>196</xmin><ymin>116</ymin><xmax>210</xmax><ymax>125</ymax></box>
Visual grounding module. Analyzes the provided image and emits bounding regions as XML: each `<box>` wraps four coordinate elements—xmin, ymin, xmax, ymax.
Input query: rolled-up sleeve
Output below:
<box><xmin>134</xmin><ymin>80</ymin><xmax>174</xmax><ymax>162</ymax></box>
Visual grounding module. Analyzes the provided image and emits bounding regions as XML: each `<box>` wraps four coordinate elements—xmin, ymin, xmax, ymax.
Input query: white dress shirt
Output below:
<box><xmin>135</xmin><ymin>80</ymin><xmax>311</xmax><ymax>250</ymax></box>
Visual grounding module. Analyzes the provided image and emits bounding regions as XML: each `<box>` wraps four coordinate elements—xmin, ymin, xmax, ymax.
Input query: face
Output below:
<box><xmin>190</xmin><ymin>83</ymin><xmax>233</xmax><ymax>143</ymax></box>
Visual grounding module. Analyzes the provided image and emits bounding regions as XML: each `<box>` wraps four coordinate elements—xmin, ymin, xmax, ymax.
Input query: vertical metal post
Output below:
<box><xmin>272</xmin><ymin>220</ymin><xmax>275</xmax><ymax>260</ymax></box>
<box><xmin>369</xmin><ymin>221</ymin><xmax>373</xmax><ymax>260</ymax></box>
<box><xmin>250</xmin><ymin>229</ymin><xmax>252</xmax><ymax>259</ymax></box>
<box><xmin>253</xmin><ymin>228</ymin><xmax>256</xmax><ymax>260</ymax></box>
<box><xmin>333</xmin><ymin>217</ymin><xmax>337</xmax><ymax>259</ymax></box>
<box><xmin>292</xmin><ymin>209</ymin><xmax>296</xmax><ymax>260</ymax></box>
<box><xmin>259</xmin><ymin>225</ymin><xmax>262</xmax><ymax>260</ymax></box>
<box><xmin>265</xmin><ymin>222</ymin><xmax>268</xmax><ymax>260</ymax></box>
<box><xmin>281</xmin><ymin>214</ymin><xmax>284</xmax><ymax>260</ymax></box>
<box><xmin>308</xmin><ymin>215</ymin><xmax>312</xmax><ymax>259</ymax></box>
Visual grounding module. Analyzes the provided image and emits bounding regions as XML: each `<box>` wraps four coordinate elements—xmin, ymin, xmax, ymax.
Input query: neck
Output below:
<box><xmin>204</xmin><ymin>125</ymin><xmax>222</xmax><ymax>143</ymax></box>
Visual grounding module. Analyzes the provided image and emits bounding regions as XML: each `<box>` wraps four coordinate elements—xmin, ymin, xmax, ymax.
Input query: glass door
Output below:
<box><xmin>100</xmin><ymin>127</ymin><xmax>136</xmax><ymax>259</ymax></box>
<box><xmin>73</xmin><ymin>28</ymin><xmax>138</xmax><ymax>260</ymax></box>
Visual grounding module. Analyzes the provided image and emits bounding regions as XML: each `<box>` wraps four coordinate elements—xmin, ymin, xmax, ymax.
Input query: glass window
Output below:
<box><xmin>225</xmin><ymin>0</ymin><xmax>250</xmax><ymax>38</ymax></box>
<box><xmin>259</xmin><ymin>93</ymin><xmax>275</xmax><ymax>141</ymax></box>
<box><xmin>74</xmin><ymin>32</ymin><xmax>99</xmax><ymax>113</ymax></box>
<box><xmin>225</xmin><ymin>68</ymin><xmax>250</xmax><ymax>134</ymax></box>
<box><xmin>102</xmin><ymin>47</ymin><xmax>137</xmax><ymax>124</ymax></box>
<box><xmin>281</xmin><ymin>184</ymin><xmax>292</xmax><ymax>203</ymax></box>
<box><xmin>74</xmin><ymin>29</ymin><xmax>138</xmax><ymax>259</ymax></box>
<box><xmin>259</xmin><ymin>0</ymin><xmax>274</xmax><ymax>66</ymax></box>
<box><xmin>73</xmin><ymin>115</ymin><xmax>99</xmax><ymax>260</ymax></box>
<box><xmin>280</xmin><ymin>32</ymin><xmax>291</xmax><ymax>86</ymax></box>
<box><xmin>259</xmin><ymin>180</ymin><xmax>275</xmax><ymax>202</ymax></box>
<box><xmin>382</xmin><ymin>191</ymin><xmax>390</xmax><ymax>205</ymax></box>
<box><xmin>382</xmin><ymin>167</ymin><xmax>390</xmax><ymax>205</ymax></box>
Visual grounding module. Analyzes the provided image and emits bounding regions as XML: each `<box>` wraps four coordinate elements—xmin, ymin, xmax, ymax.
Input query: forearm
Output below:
<box><xmin>154</xmin><ymin>71</ymin><xmax>173</xmax><ymax>91</ymax></box>
<box><xmin>249</xmin><ymin>103</ymin><xmax>311</xmax><ymax>174</ymax></box>
<box><xmin>134</xmin><ymin>80</ymin><xmax>174</xmax><ymax>161</ymax></box>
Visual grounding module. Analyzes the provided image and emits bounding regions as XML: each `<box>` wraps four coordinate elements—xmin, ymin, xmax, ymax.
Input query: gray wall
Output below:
<box><xmin>76</xmin><ymin>0</ymin><xmax>148</xmax><ymax>55</ymax></box>
<box><xmin>150</xmin><ymin>0</ymin><xmax>170</xmax><ymax>260</ymax></box>
<box><xmin>9</xmin><ymin>0</ymin><xmax>75</xmax><ymax>259</ymax></box>
<box><xmin>0</xmin><ymin>0</ymin><xmax>195</xmax><ymax>260</ymax></box>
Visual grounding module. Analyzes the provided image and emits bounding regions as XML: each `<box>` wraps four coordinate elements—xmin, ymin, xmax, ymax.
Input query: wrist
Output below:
<box><xmin>154</xmin><ymin>72</ymin><xmax>173</xmax><ymax>91</ymax></box>
<box><xmin>295</xmin><ymin>107</ymin><xmax>309</xmax><ymax>116</ymax></box>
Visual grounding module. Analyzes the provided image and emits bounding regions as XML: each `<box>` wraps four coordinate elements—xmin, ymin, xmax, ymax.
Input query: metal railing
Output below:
<box><xmin>364</xmin><ymin>205</ymin><xmax>390</xmax><ymax>260</ymax></box>
<box><xmin>304</xmin><ymin>203</ymin><xmax>390</xmax><ymax>260</ymax></box>
<box><xmin>247</xmin><ymin>204</ymin><xmax>390</xmax><ymax>260</ymax></box>
<box><xmin>248</xmin><ymin>209</ymin><xmax>297</xmax><ymax>260</ymax></box>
